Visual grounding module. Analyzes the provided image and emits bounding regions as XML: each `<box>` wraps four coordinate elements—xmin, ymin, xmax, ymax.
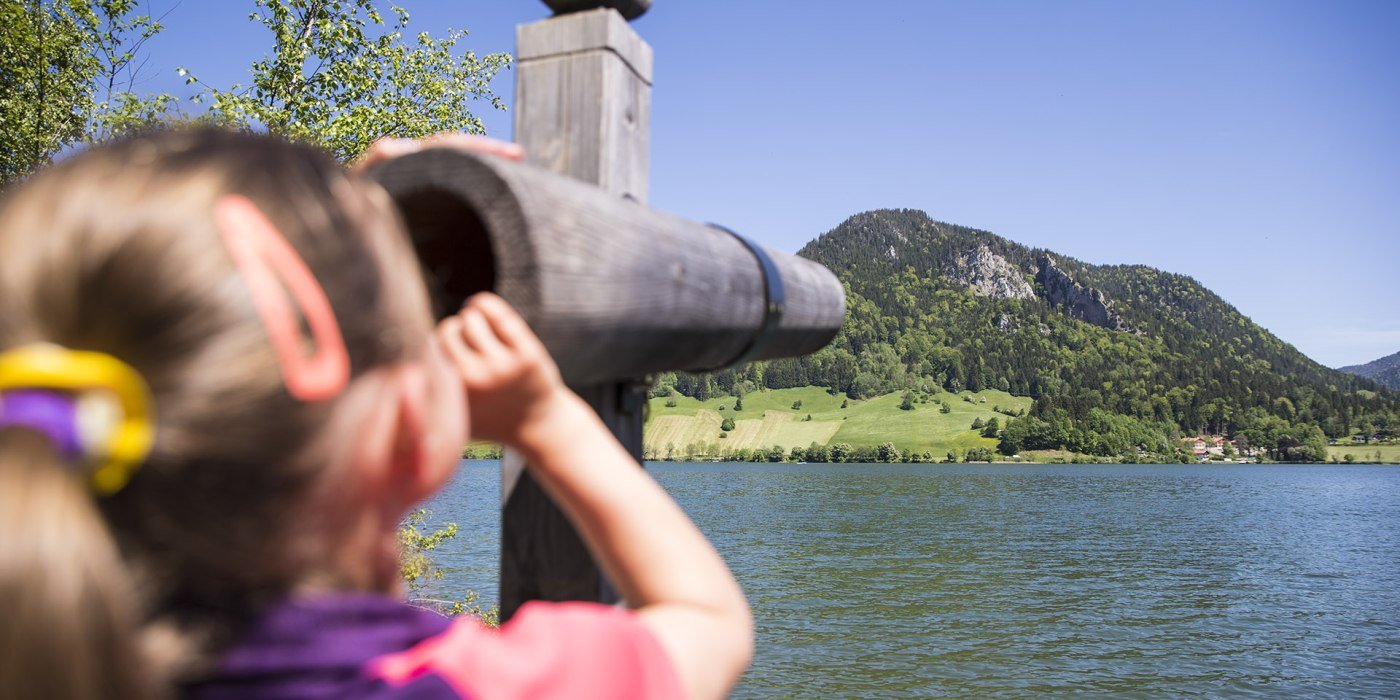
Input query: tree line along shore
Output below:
<box><xmin>455</xmin><ymin>386</ymin><xmax>1398</xmax><ymax>465</ymax></box>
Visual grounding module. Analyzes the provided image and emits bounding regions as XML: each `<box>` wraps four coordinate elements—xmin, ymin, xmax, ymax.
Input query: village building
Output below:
<box><xmin>1181</xmin><ymin>435</ymin><xmax>1256</xmax><ymax>461</ymax></box>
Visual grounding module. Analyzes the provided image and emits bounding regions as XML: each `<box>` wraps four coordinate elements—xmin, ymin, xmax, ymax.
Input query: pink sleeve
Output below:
<box><xmin>368</xmin><ymin>601</ymin><xmax>684</xmax><ymax>700</ymax></box>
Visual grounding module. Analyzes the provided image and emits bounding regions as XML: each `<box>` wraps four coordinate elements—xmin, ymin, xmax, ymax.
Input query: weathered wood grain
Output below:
<box><xmin>516</xmin><ymin>8</ymin><xmax>652</xmax><ymax>202</ymax></box>
<box><xmin>502</xmin><ymin>7</ymin><xmax>653</xmax><ymax>622</ymax></box>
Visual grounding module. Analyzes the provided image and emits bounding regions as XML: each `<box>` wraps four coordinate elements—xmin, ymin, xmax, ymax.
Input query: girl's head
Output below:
<box><xmin>0</xmin><ymin>128</ymin><xmax>464</xmax><ymax>697</ymax></box>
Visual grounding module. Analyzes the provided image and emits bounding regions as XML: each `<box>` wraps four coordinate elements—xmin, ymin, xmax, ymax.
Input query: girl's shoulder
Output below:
<box><xmin>186</xmin><ymin>594</ymin><xmax>681</xmax><ymax>700</ymax></box>
<box><xmin>372</xmin><ymin>600</ymin><xmax>683</xmax><ymax>700</ymax></box>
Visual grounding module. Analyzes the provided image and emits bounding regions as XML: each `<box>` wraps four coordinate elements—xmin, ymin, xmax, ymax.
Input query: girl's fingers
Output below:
<box><xmin>459</xmin><ymin>306</ymin><xmax>508</xmax><ymax>360</ymax></box>
<box><xmin>466</xmin><ymin>293</ymin><xmax>546</xmax><ymax>356</ymax></box>
<box><xmin>352</xmin><ymin>138</ymin><xmax>420</xmax><ymax>172</ymax></box>
<box><xmin>437</xmin><ymin>318</ymin><xmax>481</xmax><ymax>379</ymax></box>
<box><xmin>424</xmin><ymin>133</ymin><xmax>525</xmax><ymax>162</ymax></box>
<box><xmin>353</xmin><ymin>134</ymin><xmax>523</xmax><ymax>175</ymax></box>
<box><xmin>435</xmin><ymin>316</ymin><xmax>462</xmax><ymax>354</ymax></box>
<box><xmin>467</xmin><ymin>294</ymin><xmax>524</xmax><ymax>349</ymax></box>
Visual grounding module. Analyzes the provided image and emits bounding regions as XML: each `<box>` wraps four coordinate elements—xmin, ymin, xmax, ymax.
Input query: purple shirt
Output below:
<box><xmin>184</xmin><ymin>593</ymin><xmax>681</xmax><ymax>700</ymax></box>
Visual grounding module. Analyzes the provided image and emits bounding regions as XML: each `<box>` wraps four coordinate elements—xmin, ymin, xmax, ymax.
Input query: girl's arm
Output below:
<box><xmin>438</xmin><ymin>293</ymin><xmax>753</xmax><ymax>700</ymax></box>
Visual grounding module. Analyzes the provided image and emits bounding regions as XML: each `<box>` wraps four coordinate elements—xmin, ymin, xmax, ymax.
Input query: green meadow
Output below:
<box><xmin>1327</xmin><ymin>444</ymin><xmax>1400</xmax><ymax>464</ymax></box>
<box><xmin>644</xmin><ymin>386</ymin><xmax>1034</xmax><ymax>460</ymax></box>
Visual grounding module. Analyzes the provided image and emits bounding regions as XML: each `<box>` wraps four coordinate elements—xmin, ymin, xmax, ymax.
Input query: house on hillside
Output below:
<box><xmin>1182</xmin><ymin>435</ymin><xmax>1236</xmax><ymax>460</ymax></box>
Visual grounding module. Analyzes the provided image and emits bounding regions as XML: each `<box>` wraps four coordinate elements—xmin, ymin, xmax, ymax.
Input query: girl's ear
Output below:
<box><xmin>386</xmin><ymin>363</ymin><xmax>452</xmax><ymax>507</ymax></box>
<box><xmin>342</xmin><ymin>363</ymin><xmax>447</xmax><ymax>514</ymax></box>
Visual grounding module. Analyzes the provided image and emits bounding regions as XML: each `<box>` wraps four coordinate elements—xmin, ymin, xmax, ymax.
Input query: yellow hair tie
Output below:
<box><xmin>0</xmin><ymin>344</ymin><xmax>155</xmax><ymax>494</ymax></box>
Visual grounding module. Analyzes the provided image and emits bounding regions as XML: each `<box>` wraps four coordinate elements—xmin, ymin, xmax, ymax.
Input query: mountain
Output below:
<box><xmin>1339</xmin><ymin>351</ymin><xmax>1400</xmax><ymax>390</ymax></box>
<box><xmin>654</xmin><ymin>209</ymin><xmax>1398</xmax><ymax>461</ymax></box>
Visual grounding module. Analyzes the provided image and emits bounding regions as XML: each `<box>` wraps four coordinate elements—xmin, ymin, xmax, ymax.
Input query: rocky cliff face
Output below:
<box><xmin>1035</xmin><ymin>255</ymin><xmax>1130</xmax><ymax>332</ymax></box>
<box><xmin>950</xmin><ymin>245</ymin><xmax>1035</xmax><ymax>300</ymax></box>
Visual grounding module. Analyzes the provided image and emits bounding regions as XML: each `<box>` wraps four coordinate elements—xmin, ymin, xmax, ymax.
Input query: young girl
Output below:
<box><xmin>0</xmin><ymin>128</ymin><xmax>752</xmax><ymax>700</ymax></box>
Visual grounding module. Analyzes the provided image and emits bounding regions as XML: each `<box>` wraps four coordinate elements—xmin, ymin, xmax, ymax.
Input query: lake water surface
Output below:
<box><xmin>425</xmin><ymin>462</ymin><xmax>1400</xmax><ymax>698</ymax></box>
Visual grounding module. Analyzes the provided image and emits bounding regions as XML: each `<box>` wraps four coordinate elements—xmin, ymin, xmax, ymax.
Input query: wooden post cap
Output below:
<box><xmin>541</xmin><ymin>0</ymin><xmax>650</xmax><ymax>21</ymax></box>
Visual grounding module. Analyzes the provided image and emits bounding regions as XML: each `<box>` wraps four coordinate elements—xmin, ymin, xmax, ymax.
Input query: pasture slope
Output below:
<box><xmin>1326</xmin><ymin>444</ymin><xmax>1400</xmax><ymax>464</ymax></box>
<box><xmin>644</xmin><ymin>386</ymin><xmax>1033</xmax><ymax>459</ymax></box>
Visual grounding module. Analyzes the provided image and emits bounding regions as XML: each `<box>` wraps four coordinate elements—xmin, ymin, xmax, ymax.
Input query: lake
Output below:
<box><xmin>424</xmin><ymin>461</ymin><xmax>1400</xmax><ymax>698</ymax></box>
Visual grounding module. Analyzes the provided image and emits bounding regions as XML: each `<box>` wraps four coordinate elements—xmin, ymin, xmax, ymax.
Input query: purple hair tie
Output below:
<box><xmin>0</xmin><ymin>390</ymin><xmax>85</xmax><ymax>460</ymax></box>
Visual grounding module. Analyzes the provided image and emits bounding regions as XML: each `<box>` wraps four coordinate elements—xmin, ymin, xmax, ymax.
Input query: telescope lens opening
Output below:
<box><xmin>396</xmin><ymin>188</ymin><xmax>497</xmax><ymax>320</ymax></box>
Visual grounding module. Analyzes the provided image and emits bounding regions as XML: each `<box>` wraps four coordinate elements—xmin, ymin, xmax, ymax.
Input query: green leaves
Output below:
<box><xmin>398</xmin><ymin>508</ymin><xmax>498</xmax><ymax>626</ymax></box>
<box><xmin>4</xmin><ymin>0</ymin><xmax>512</xmax><ymax>183</ymax></box>
<box><xmin>2</xmin><ymin>0</ymin><xmax>97</xmax><ymax>182</ymax></box>
<box><xmin>78</xmin><ymin>0</ymin><xmax>178</xmax><ymax>143</ymax></box>
<box><xmin>2</xmin><ymin>0</ymin><xmax>181</xmax><ymax>183</ymax></box>
<box><xmin>189</xmin><ymin>0</ymin><xmax>512</xmax><ymax>162</ymax></box>
<box><xmin>398</xmin><ymin>507</ymin><xmax>459</xmax><ymax>588</ymax></box>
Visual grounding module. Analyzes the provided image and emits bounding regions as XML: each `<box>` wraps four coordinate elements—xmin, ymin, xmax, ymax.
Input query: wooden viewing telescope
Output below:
<box><xmin>369</xmin><ymin>149</ymin><xmax>845</xmax><ymax>384</ymax></box>
<box><xmin>370</xmin><ymin>0</ymin><xmax>844</xmax><ymax>620</ymax></box>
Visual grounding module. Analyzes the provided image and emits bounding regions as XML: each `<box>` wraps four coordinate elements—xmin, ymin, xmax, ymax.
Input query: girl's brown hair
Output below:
<box><xmin>0</xmin><ymin>128</ymin><xmax>432</xmax><ymax>698</ymax></box>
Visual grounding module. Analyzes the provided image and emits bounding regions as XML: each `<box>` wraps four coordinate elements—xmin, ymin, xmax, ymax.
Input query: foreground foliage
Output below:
<box><xmin>2</xmin><ymin>0</ymin><xmax>510</xmax><ymax>185</ymax></box>
<box><xmin>181</xmin><ymin>0</ymin><xmax>511</xmax><ymax>162</ymax></box>
<box><xmin>1</xmin><ymin>0</ymin><xmax>174</xmax><ymax>182</ymax></box>
<box><xmin>399</xmin><ymin>508</ymin><xmax>499</xmax><ymax>627</ymax></box>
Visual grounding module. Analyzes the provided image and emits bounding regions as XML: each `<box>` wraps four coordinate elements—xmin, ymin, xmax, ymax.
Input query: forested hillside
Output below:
<box><xmin>651</xmin><ymin>209</ymin><xmax>1399</xmax><ymax>461</ymax></box>
<box><xmin>1340</xmin><ymin>351</ymin><xmax>1400</xmax><ymax>391</ymax></box>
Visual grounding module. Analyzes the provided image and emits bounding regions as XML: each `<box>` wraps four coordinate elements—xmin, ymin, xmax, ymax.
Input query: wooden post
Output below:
<box><xmin>503</xmin><ymin>4</ymin><xmax>654</xmax><ymax>620</ymax></box>
<box><xmin>516</xmin><ymin>7</ymin><xmax>652</xmax><ymax>201</ymax></box>
<box><xmin>367</xmin><ymin>0</ymin><xmax>842</xmax><ymax>622</ymax></box>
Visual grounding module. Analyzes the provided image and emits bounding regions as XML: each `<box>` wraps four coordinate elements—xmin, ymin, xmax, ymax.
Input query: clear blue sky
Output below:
<box><xmin>134</xmin><ymin>0</ymin><xmax>1400</xmax><ymax>368</ymax></box>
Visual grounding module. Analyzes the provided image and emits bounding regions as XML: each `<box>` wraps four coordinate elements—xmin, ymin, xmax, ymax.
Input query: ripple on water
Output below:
<box><xmin>428</xmin><ymin>461</ymin><xmax>1400</xmax><ymax>698</ymax></box>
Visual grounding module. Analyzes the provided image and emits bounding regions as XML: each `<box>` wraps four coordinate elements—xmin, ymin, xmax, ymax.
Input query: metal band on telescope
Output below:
<box><xmin>709</xmin><ymin>224</ymin><xmax>785</xmax><ymax>369</ymax></box>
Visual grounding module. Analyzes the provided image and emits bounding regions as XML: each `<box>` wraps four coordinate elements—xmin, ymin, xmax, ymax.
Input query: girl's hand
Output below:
<box><xmin>436</xmin><ymin>292</ymin><xmax>570</xmax><ymax>447</ymax></box>
<box><xmin>353</xmin><ymin>133</ymin><xmax>525</xmax><ymax>172</ymax></box>
<box><xmin>440</xmin><ymin>299</ymin><xmax>753</xmax><ymax>700</ymax></box>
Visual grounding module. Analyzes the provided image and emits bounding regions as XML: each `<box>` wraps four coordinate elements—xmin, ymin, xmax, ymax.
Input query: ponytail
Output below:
<box><xmin>0</xmin><ymin>128</ymin><xmax>435</xmax><ymax>697</ymax></box>
<box><xmin>0</xmin><ymin>428</ymin><xmax>153</xmax><ymax>700</ymax></box>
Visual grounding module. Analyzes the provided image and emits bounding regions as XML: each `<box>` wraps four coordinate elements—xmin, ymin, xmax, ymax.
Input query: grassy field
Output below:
<box><xmin>644</xmin><ymin>386</ymin><xmax>1033</xmax><ymax>459</ymax></box>
<box><xmin>1327</xmin><ymin>444</ymin><xmax>1400</xmax><ymax>464</ymax></box>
